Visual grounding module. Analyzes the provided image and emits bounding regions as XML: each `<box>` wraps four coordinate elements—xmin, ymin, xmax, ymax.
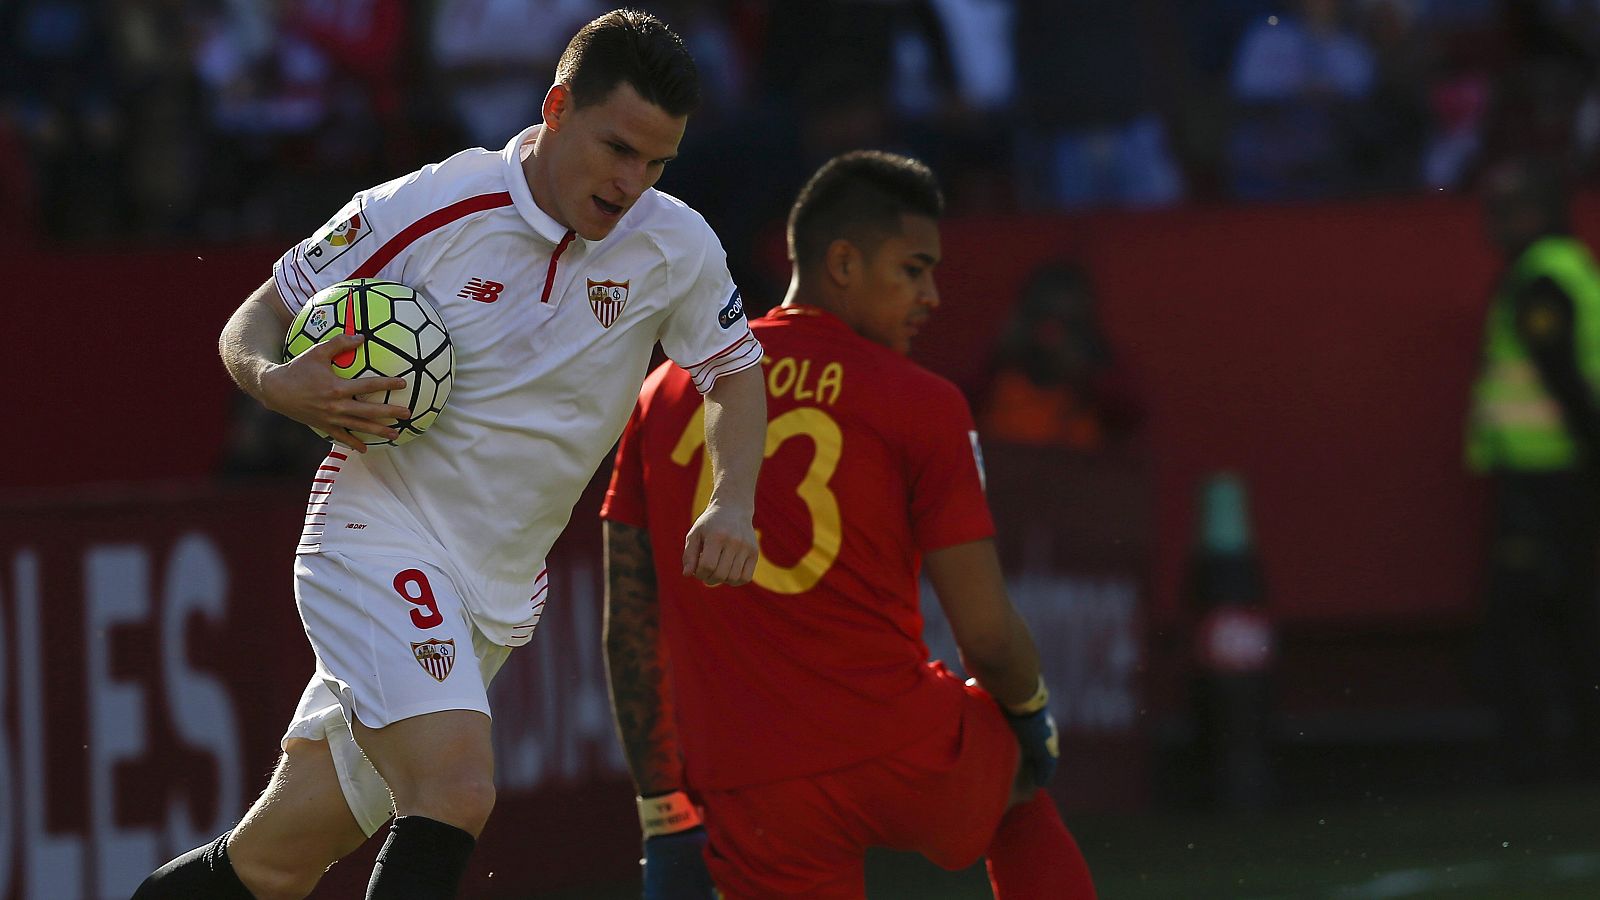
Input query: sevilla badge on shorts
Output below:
<box><xmin>411</xmin><ymin>638</ymin><xmax>456</xmax><ymax>682</ymax></box>
<box><xmin>587</xmin><ymin>279</ymin><xmax>630</xmax><ymax>328</ymax></box>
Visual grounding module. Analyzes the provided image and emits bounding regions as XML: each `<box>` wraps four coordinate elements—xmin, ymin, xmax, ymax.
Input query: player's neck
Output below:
<box><xmin>781</xmin><ymin>272</ymin><xmax>842</xmax><ymax>318</ymax></box>
<box><xmin>523</xmin><ymin>126</ymin><xmax>568</xmax><ymax>230</ymax></box>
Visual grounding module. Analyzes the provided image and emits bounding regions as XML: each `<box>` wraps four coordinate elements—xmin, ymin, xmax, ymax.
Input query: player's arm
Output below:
<box><xmin>1516</xmin><ymin>276</ymin><xmax>1600</xmax><ymax>470</ymax></box>
<box><xmin>926</xmin><ymin>538</ymin><xmax>1059</xmax><ymax>788</ymax></box>
<box><xmin>926</xmin><ymin>538</ymin><xmax>1041</xmax><ymax>706</ymax></box>
<box><xmin>604</xmin><ymin>520</ymin><xmax>715</xmax><ymax>898</ymax></box>
<box><xmin>683</xmin><ymin>364</ymin><xmax>765</xmax><ymax>586</ymax></box>
<box><xmin>218</xmin><ymin>277</ymin><xmax>412</xmax><ymax>452</ymax></box>
<box><xmin>603</xmin><ymin>519</ymin><xmax>685</xmax><ymax>796</ymax></box>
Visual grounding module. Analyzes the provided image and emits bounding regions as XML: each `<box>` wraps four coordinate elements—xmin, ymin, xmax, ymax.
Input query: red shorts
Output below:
<box><xmin>699</xmin><ymin>675</ymin><xmax>1019</xmax><ymax>899</ymax></box>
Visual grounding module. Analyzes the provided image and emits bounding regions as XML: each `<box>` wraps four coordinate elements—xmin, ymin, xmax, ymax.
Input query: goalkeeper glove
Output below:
<box><xmin>638</xmin><ymin>791</ymin><xmax>716</xmax><ymax>900</ymax></box>
<box><xmin>1000</xmin><ymin>676</ymin><xmax>1060</xmax><ymax>788</ymax></box>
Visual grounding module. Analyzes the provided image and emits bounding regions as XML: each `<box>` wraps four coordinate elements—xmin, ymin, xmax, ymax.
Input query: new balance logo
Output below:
<box><xmin>458</xmin><ymin>278</ymin><xmax>505</xmax><ymax>303</ymax></box>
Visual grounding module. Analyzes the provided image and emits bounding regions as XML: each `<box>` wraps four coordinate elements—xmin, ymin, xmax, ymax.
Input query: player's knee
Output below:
<box><xmin>230</xmin><ymin>852</ymin><xmax>323</xmax><ymax>900</ymax></box>
<box><xmin>229</xmin><ymin>820</ymin><xmax>349</xmax><ymax>900</ymax></box>
<box><xmin>400</xmin><ymin>772</ymin><xmax>497</xmax><ymax>835</ymax></box>
<box><xmin>442</xmin><ymin>774</ymin><xmax>497</xmax><ymax>832</ymax></box>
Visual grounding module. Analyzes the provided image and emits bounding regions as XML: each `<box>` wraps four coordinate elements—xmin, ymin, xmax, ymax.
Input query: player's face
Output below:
<box><xmin>541</xmin><ymin>82</ymin><xmax>686</xmax><ymax>240</ymax></box>
<box><xmin>848</xmin><ymin>214</ymin><xmax>942</xmax><ymax>354</ymax></box>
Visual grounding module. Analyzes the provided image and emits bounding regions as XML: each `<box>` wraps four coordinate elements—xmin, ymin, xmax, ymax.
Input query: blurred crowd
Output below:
<box><xmin>7</xmin><ymin>0</ymin><xmax>1600</xmax><ymax>257</ymax></box>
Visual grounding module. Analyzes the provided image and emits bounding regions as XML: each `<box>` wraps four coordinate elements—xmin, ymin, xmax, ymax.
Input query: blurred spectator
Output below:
<box><xmin>753</xmin><ymin>0</ymin><xmax>938</xmax><ymax>168</ymax></box>
<box><xmin>3</xmin><ymin>0</ymin><xmax>121</xmax><ymax>239</ymax></box>
<box><xmin>912</xmin><ymin>0</ymin><xmax>1017</xmax><ymax>211</ymax></box>
<box><xmin>291</xmin><ymin>0</ymin><xmax>410</xmax><ymax>177</ymax></box>
<box><xmin>648</xmin><ymin>0</ymin><xmax>792</xmax><ymax>308</ymax></box>
<box><xmin>650</xmin><ymin>0</ymin><xmax>750</xmax><ymax>121</ymax></box>
<box><xmin>110</xmin><ymin>0</ymin><xmax>204</xmax><ymax>235</ymax></box>
<box><xmin>1472</xmin><ymin>0</ymin><xmax>1597</xmax><ymax>184</ymax></box>
<box><xmin>1228</xmin><ymin>0</ymin><xmax>1376</xmax><ymax>199</ymax></box>
<box><xmin>191</xmin><ymin>0</ymin><xmax>337</xmax><ymax>235</ymax></box>
<box><xmin>978</xmin><ymin>262</ymin><xmax>1142</xmax><ymax>451</ymax></box>
<box><xmin>1013</xmin><ymin>0</ymin><xmax>1185</xmax><ymax>210</ymax></box>
<box><xmin>1464</xmin><ymin>158</ymin><xmax>1600</xmax><ymax>783</ymax></box>
<box><xmin>1422</xmin><ymin>63</ymin><xmax>1491</xmax><ymax>189</ymax></box>
<box><xmin>691</xmin><ymin>0</ymin><xmax>930</xmax><ymax>306</ymax></box>
<box><xmin>1351</xmin><ymin>0</ymin><xmax>1433</xmax><ymax>192</ymax></box>
<box><xmin>13</xmin><ymin>0</ymin><xmax>1600</xmax><ymax>247</ymax></box>
<box><xmin>293</xmin><ymin>0</ymin><xmax>406</xmax><ymax>121</ymax></box>
<box><xmin>431</xmin><ymin>0</ymin><xmax>600</xmax><ymax>149</ymax></box>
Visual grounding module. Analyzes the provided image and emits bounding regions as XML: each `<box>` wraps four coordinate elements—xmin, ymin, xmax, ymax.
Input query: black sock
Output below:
<box><xmin>132</xmin><ymin>831</ymin><xmax>255</xmax><ymax>899</ymax></box>
<box><xmin>365</xmin><ymin>815</ymin><xmax>477</xmax><ymax>899</ymax></box>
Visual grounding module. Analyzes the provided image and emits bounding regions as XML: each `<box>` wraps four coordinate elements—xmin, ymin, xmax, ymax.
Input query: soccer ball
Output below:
<box><xmin>283</xmin><ymin>278</ymin><xmax>453</xmax><ymax>447</ymax></box>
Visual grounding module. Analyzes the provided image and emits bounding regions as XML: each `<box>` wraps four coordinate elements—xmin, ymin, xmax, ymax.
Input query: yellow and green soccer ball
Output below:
<box><xmin>283</xmin><ymin>278</ymin><xmax>454</xmax><ymax>447</ymax></box>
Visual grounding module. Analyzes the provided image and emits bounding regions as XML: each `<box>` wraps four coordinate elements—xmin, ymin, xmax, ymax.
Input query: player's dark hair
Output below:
<box><xmin>556</xmin><ymin>9</ymin><xmax>700</xmax><ymax>116</ymax></box>
<box><xmin>787</xmin><ymin>151</ymin><xmax>944</xmax><ymax>267</ymax></box>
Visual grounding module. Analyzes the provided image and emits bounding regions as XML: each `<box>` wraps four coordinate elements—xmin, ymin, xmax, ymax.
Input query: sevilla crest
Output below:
<box><xmin>588</xmin><ymin>279</ymin><xmax>630</xmax><ymax>328</ymax></box>
<box><xmin>411</xmin><ymin>638</ymin><xmax>456</xmax><ymax>682</ymax></box>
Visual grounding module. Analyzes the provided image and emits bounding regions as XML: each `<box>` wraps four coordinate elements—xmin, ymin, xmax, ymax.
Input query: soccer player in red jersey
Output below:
<box><xmin>602</xmin><ymin>151</ymin><xmax>1097</xmax><ymax>899</ymax></box>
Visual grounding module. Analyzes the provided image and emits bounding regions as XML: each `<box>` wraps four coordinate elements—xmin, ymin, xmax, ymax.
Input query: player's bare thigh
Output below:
<box><xmin>227</xmin><ymin>737</ymin><xmax>369</xmax><ymax>899</ymax></box>
<box><xmin>352</xmin><ymin>708</ymin><xmax>496</xmax><ymax>836</ymax></box>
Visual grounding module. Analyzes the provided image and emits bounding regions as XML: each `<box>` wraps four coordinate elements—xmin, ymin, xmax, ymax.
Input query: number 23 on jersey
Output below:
<box><xmin>671</xmin><ymin>404</ymin><xmax>842</xmax><ymax>594</ymax></box>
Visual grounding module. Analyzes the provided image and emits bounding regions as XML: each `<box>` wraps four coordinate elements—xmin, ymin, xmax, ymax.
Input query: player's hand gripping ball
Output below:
<box><xmin>283</xmin><ymin>278</ymin><xmax>454</xmax><ymax>447</ymax></box>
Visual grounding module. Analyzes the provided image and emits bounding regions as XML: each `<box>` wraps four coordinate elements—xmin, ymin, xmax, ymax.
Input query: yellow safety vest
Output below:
<box><xmin>1468</xmin><ymin>236</ymin><xmax>1600</xmax><ymax>472</ymax></box>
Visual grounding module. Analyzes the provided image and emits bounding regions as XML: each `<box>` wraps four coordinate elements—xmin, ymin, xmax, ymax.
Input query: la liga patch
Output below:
<box><xmin>305</xmin><ymin>199</ymin><xmax>370</xmax><ymax>273</ymax></box>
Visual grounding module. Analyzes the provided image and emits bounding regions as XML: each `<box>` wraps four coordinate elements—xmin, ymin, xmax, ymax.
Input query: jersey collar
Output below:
<box><xmin>768</xmin><ymin>303</ymin><xmax>853</xmax><ymax>333</ymax></box>
<box><xmin>503</xmin><ymin>125</ymin><xmax>576</xmax><ymax>246</ymax></box>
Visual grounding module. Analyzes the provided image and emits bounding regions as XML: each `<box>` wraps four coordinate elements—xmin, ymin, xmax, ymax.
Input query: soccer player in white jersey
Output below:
<box><xmin>134</xmin><ymin>10</ymin><xmax>765</xmax><ymax>900</ymax></box>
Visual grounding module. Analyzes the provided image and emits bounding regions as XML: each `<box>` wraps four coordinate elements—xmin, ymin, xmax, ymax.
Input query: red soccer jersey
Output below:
<box><xmin>602</xmin><ymin>305</ymin><xmax>996</xmax><ymax>790</ymax></box>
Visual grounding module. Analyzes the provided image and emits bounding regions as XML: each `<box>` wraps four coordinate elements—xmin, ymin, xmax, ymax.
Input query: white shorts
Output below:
<box><xmin>282</xmin><ymin>551</ymin><xmax>512</xmax><ymax>836</ymax></box>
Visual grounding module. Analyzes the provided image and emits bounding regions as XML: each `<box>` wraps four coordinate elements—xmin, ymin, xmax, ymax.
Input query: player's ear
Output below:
<box><xmin>543</xmin><ymin>84</ymin><xmax>573</xmax><ymax>132</ymax></box>
<box><xmin>824</xmin><ymin>239</ymin><xmax>858</xmax><ymax>289</ymax></box>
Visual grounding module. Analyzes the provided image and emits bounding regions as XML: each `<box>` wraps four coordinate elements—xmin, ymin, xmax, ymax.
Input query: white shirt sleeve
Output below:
<box><xmin>658</xmin><ymin>220</ymin><xmax>763</xmax><ymax>394</ymax></box>
<box><xmin>271</xmin><ymin>167</ymin><xmax>436</xmax><ymax>315</ymax></box>
<box><xmin>273</xmin><ymin>192</ymin><xmax>379</xmax><ymax>315</ymax></box>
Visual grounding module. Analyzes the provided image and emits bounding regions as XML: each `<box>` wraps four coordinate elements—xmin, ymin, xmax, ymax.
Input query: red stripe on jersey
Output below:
<box><xmin>290</xmin><ymin>257</ymin><xmax>315</xmax><ymax>300</ymax></box>
<box><xmin>541</xmin><ymin>230</ymin><xmax>576</xmax><ymax>303</ymax></box>
<box><xmin>352</xmin><ymin>192</ymin><xmax>514</xmax><ymax>280</ymax></box>
<box><xmin>273</xmin><ymin>270</ymin><xmax>297</xmax><ymax>315</ymax></box>
<box><xmin>686</xmin><ymin>332</ymin><xmax>757</xmax><ymax>371</ymax></box>
<box><xmin>692</xmin><ymin>347</ymin><xmax>762</xmax><ymax>393</ymax></box>
<box><xmin>329</xmin><ymin>450</ymin><xmax>349</xmax><ymax>460</ymax></box>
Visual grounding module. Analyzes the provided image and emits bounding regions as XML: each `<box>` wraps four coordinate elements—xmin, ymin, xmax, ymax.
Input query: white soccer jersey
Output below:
<box><xmin>272</xmin><ymin>124</ymin><xmax>762</xmax><ymax>646</ymax></box>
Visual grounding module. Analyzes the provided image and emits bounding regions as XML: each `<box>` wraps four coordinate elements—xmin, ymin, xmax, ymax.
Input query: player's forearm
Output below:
<box><xmin>959</xmin><ymin>609</ymin><xmax>1044</xmax><ymax>710</ymax></box>
<box><xmin>219</xmin><ymin>279</ymin><xmax>293</xmax><ymax>401</ymax></box>
<box><xmin>603</xmin><ymin>521</ymin><xmax>686</xmax><ymax>796</ymax></box>
<box><xmin>926</xmin><ymin>540</ymin><xmax>1044</xmax><ymax>708</ymax></box>
<box><xmin>702</xmin><ymin>364</ymin><xmax>766</xmax><ymax>513</ymax></box>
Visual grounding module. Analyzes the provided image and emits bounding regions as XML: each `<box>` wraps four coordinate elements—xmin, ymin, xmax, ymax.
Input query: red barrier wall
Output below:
<box><xmin>14</xmin><ymin>194</ymin><xmax>1578</xmax><ymax>632</ymax></box>
<box><xmin>911</xmin><ymin>196</ymin><xmax>1598</xmax><ymax>629</ymax></box>
<box><xmin>0</xmin><ymin>481</ymin><xmax>639</xmax><ymax>898</ymax></box>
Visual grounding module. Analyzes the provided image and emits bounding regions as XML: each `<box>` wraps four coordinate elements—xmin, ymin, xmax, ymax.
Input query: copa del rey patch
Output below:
<box><xmin>587</xmin><ymin>279</ymin><xmax>630</xmax><ymax>328</ymax></box>
<box><xmin>411</xmin><ymin>638</ymin><xmax>456</xmax><ymax>682</ymax></box>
